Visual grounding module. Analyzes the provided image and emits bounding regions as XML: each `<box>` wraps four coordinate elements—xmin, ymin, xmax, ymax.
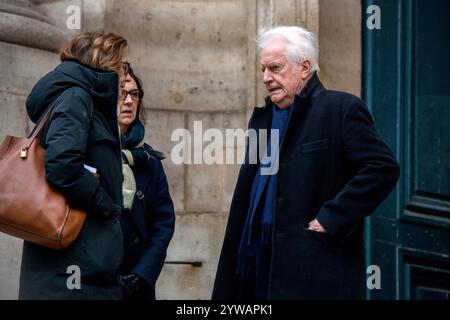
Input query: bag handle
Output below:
<box><xmin>20</xmin><ymin>101</ymin><xmax>58</xmax><ymax>158</ymax></box>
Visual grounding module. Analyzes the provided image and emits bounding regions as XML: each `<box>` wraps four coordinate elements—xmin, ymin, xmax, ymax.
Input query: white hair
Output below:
<box><xmin>257</xmin><ymin>26</ymin><xmax>320</xmax><ymax>72</ymax></box>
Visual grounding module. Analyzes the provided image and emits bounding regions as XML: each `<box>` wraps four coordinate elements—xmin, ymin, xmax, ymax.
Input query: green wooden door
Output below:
<box><xmin>363</xmin><ymin>0</ymin><xmax>450</xmax><ymax>299</ymax></box>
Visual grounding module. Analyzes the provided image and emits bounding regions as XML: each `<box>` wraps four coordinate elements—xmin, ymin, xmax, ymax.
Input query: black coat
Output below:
<box><xmin>120</xmin><ymin>145</ymin><xmax>175</xmax><ymax>300</ymax></box>
<box><xmin>212</xmin><ymin>73</ymin><xmax>400</xmax><ymax>300</ymax></box>
<box><xmin>19</xmin><ymin>60</ymin><xmax>124</xmax><ymax>299</ymax></box>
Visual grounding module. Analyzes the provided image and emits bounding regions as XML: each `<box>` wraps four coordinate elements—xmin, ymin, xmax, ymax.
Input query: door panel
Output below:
<box><xmin>363</xmin><ymin>0</ymin><xmax>450</xmax><ymax>299</ymax></box>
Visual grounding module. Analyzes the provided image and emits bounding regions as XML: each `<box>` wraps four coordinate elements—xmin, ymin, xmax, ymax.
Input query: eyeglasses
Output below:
<box><xmin>122</xmin><ymin>61</ymin><xmax>131</xmax><ymax>76</ymax></box>
<box><xmin>119</xmin><ymin>88</ymin><xmax>143</xmax><ymax>102</ymax></box>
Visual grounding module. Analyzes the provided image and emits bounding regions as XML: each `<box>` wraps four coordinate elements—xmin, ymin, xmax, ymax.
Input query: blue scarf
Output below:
<box><xmin>121</xmin><ymin>120</ymin><xmax>165</xmax><ymax>165</ymax></box>
<box><xmin>237</xmin><ymin>104</ymin><xmax>290</xmax><ymax>278</ymax></box>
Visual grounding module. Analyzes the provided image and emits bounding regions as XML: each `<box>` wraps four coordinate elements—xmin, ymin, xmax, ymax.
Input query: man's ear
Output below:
<box><xmin>300</xmin><ymin>60</ymin><xmax>312</xmax><ymax>80</ymax></box>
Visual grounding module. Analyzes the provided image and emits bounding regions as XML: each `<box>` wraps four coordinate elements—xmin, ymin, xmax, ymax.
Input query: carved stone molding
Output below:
<box><xmin>0</xmin><ymin>0</ymin><xmax>67</xmax><ymax>52</ymax></box>
<box><xmin>256</xmin><ymin>0</ymin><xmax>319</xmax><ymax>35</ymax></box>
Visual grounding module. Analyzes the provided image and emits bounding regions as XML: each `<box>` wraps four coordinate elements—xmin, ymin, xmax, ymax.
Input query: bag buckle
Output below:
<box><xmin>20</xmin><ymin>148</ymin><xmax>28</xmax><ymax>158</ymax></box>
<box><xmin>136</xmin><ymin>190</ymin><xmax>144</xmax><ymax>200</ymax></box>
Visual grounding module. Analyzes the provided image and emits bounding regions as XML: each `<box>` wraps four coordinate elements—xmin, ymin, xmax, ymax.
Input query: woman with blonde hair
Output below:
<box><xmin>19</xmin><ymin>31</ymin><xmax>129</xmax><ymax>299</ymax></box>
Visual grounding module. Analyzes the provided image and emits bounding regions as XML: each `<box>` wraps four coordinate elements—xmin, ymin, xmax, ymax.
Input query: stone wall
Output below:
<box><xmin>0</xmin><ymin>0</ymin><xmax>71</xmax><ymax>299</ymax></box>
<box><xmin>0</xmin><ymin>0</ymin><xmax>361</xmax><ymax>300</ymax></box>
<box><xmin>319</xmin><ymin>0</ymin><xmax>361</xmax><ymax>97</ymax></box>
<box><xmin>104</xmin><ymin>0</ymin><xmax>318</xmax><ymax>300</ymax></box>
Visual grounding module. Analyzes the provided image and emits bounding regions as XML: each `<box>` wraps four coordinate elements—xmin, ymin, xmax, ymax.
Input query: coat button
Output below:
<box><xmin>133</xmin><ymin>236</ymin><xmax>140</xmax><ymax>244</ymax></box>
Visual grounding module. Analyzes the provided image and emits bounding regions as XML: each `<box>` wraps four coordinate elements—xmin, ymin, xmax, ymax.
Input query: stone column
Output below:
<box><xmin>0</xmin><ymin>0</ymin><xmax>68</xmax><ymax>299</ymax></box>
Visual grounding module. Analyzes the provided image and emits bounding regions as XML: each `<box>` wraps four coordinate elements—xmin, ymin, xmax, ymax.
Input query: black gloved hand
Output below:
<box><xmin>119</xmin><ymin>273</ymin><xmax>145</xmax><ymax>299</ymax></box>
<box><xmin>92</xmin><ymin>186</ymin><xmax>122</xmax><ymax>221</ymax></box>
<box><xmin>108</xmin><ymin>204</ymin><xmax>122</xmax><ymax>221</ymax></box>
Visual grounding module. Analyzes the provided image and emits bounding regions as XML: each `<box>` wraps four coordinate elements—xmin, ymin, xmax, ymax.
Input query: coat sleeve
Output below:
<box><xmin>132</xmin><ymin>160</ymin><xmax>176</xmax><ymax>288</ymax></box>
<box><xmin>43</xmin><ymin>88</ymin><xmax>119</xmax><ymax>218</ymax></box>
<box><xmin>316</xmin><ymin>100</ymin><xmax>400</xmax><ymax>239</ymax></box>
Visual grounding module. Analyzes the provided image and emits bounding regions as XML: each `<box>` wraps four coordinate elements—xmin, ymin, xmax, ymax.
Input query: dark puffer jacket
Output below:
<box><xmin>19</xmin><ymin>59</ymin><xmax>124</xmax><ymax>299</ymax></box>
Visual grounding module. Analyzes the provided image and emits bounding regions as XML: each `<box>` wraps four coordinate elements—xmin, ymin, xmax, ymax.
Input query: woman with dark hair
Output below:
<box><xmin>116</xmin><ymin>68</ymin><xmax>175</xmax><ymax>300</ymax></box>
<box><xmin>19</xmin><ymin>31</ymin><xmax>129</xmax><ymax>299</ymax></box>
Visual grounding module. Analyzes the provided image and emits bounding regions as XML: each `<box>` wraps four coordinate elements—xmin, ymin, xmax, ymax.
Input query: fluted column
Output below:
<box><xmin>0</xmin><ymin>0</ymin><xmax>63</xmax><ymax>300</ymax></box>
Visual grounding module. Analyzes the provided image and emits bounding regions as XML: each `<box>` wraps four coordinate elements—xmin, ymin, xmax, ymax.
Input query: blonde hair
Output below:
<box><xmin>60</xmin><ymin>31</ymin><xmax>128</xmax><ymax>73</ymax></box>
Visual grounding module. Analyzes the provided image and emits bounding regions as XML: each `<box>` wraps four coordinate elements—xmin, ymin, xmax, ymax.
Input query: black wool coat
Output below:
<box><xmin>19</xmin><ymin>60</ymin><xmax>124</xmax><ymax>299</ymax></box>
<box><xmin>212</xmin><ymin>73</ymin><xmax>400</xmax><ymax>300</ymax></box>
<box><xmin>120</xmin><ymin>144</ymin><xmax>175</xmax><ymax>300</ymax></box>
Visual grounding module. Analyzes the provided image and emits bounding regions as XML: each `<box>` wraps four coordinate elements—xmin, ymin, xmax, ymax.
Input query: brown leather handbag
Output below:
<box><xmin>0</xmin><ymin>104</ymin><xmax>86</xmax><ymax>250</ymax></box>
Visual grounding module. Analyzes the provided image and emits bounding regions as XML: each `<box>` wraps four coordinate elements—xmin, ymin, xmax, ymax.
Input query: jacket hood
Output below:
<box><xmin>26</xmin><ymin>59</ymin><xmax>119</xmax><ymax>123</ymax></box>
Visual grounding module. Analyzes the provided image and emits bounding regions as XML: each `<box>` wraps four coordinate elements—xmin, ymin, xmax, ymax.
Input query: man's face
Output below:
<box><xmin>260</xmin><ymin>39</ymin><xmax>310</xmax><ymax>109</ymax></box>
<box><xmin>118</xmin><ymin>75</ymin><xmax>139</xmax><ymax>133</ymax></box>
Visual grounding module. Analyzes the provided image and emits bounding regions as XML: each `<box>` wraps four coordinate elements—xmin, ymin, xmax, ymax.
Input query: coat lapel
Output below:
<box><xmin>279</xmin><ymin>72</ymin><xmax>324</xmax><ymax>154</ymax></box>
<box><xmin>130</xmin><ymin>165</ymin><xmax>152</xmax><ymax>237</ymax></box>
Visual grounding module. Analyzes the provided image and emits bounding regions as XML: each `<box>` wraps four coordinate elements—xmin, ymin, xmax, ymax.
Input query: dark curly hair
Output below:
<box><xmin>127</xmin><ymin>67</ymin><xmax>146</xmax><ymax>124</ymax></box>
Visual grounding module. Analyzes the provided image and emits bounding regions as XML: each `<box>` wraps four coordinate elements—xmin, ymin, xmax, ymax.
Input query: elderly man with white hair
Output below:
<box><xmin>213</xmin><ymin>26</ymin><xmax>399</xmax><ymax>299</ymax></box>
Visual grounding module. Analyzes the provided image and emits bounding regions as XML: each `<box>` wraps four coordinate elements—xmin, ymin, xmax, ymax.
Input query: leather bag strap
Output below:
<box><xmin>21</xmin><ymin>97</ymin><xmax>61</xmax><ymax>157</ymax></box>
